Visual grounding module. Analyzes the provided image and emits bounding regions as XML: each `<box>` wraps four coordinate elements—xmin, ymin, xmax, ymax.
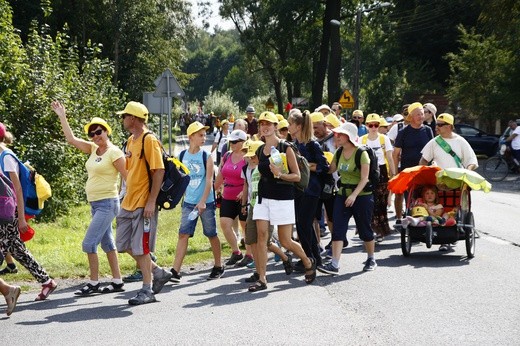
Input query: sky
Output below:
<box><xmin>188</xmin><ymin>0</ymin><xmax>235</xmax><ymax>32</ymax></box>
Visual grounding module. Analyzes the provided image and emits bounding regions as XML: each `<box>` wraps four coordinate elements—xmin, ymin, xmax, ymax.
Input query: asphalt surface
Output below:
<box><xmin>2</xmin><ymin>134</ymin><xmax>519</xmax><ymax>345</ymax></box>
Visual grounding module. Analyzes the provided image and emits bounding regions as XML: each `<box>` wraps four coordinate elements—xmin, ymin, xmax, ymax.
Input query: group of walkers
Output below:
<box><xmin>1</xmin><ymin>98</ymin><xmax>480</xmax><ymax>314</ymax></box>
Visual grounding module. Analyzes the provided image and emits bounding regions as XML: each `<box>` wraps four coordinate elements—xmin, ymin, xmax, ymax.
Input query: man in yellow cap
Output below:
<box><xmin>116</xmin><ymin>101</ymin><xmax>172</xmax><ymax>305</ymax></box>
<box><xmin>351</xmin><ymin>109</ymin><xmax>367</xmax><ymax>136</ymax></box>
<box><xmin>392</xmin><ymin>102</ymin><xmax>434</xmax><ymax>230</ymax></box>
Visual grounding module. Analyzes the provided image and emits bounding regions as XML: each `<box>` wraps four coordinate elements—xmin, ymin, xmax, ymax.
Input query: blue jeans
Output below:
<box><xmin>83</xmin><ymin>198</ymin><xmax>120</xmax><ymax>253</ymax></box>
<box><xmin>332</xmin><ymin>194</ymin><xmax>374</xmax><ymax>242</ymax></box>
<box><xmin>179</xmin><ymin>201</ymin><xmax>218</xmax><ymax>238</ymax></box>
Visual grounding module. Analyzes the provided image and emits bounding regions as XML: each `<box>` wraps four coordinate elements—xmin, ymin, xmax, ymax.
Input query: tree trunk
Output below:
<box><xmin>311</xmin><ymin>0</ymin><xmax>334</xmax><ymax>109</ymax></box>
<box><xmin>327</xmin><ymin>0</ymin><xmax>342</xmax><ymax>105</ymax></box>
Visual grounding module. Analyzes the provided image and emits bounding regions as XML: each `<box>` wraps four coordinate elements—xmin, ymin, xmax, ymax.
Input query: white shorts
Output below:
<box><xmin>252</xmin><ymin>198</ymin><xmax>295</xmax><ymax>226</ymax></box>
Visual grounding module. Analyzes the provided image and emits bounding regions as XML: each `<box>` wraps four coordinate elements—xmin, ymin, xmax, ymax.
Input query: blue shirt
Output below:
<box><xmin>295</xmin><ymin>139</ymin><xmax>329</xmax><ymax>198</ymax></box>
<box><xmin>395</xmin><ymin>125</ymin><xmax>434</xmax><ymax>169</ymax></box>
<box><xmin>181</xmin><ymin>149</ymin><xmax>215</xmax><ymax>204</ymax></box>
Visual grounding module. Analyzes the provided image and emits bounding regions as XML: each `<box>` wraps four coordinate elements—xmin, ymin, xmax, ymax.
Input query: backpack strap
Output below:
<box><xmin>354</xmin><ymin>147</ymin><xmax>363</xmax><ymax>171</ymax></box>
<box><xmin>334</xmin><ymin>146</ymin><xmax>344</xmax><ymax>167</ymax></box>
<box><xmin>435</xmin><ymin>136</ymin><xmax>462</xmax><ymax>168</ymax></box>
<box><xmin>140</xmin><ymin>131</ymin><xmax>155</xmax><ymax>191</ymax></box>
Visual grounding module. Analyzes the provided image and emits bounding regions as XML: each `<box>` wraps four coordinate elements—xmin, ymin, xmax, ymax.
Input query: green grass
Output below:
<box><xmin>5</xmin><ymin>203</ymin><xmax>230</xmax><ymax>282</ymax></box>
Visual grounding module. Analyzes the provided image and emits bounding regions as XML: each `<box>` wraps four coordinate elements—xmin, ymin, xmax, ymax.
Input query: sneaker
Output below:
<box><xmin>35</xmin><ymin>279</ymin><xmax>57</xmax><ymax>301</ymax></box>
<box><xmin>235</xmin><ymin>255</ymin><xmax>254</xmax><ymax>268</ymax></box>
<box><xmin>152</xmin><ymin>268</ymin><xmax>173</xmax><ymax>294</ymax></box>
<box><xmin>170</xmin><ymin>268</ymin><xmax>182</xmax><ymax>284</ymax></box>
<box><xmin>123</xmin><ymin>270</ymin><xmax>143</xmax><ymax>283</ymax></box>
<box><xmin>128</xmin><ymin>289</ymin><xmax>156</xmax><ymax>305</ymax></box>
<box><xmin>246</xmin><ymin>260</ymin><xmax>256</xmax><ymax>269</ymax></box>
<box><xmin>363</xmin><ymin>258</ymin><xmax>377</xmax><ymax>272</ymax></box>
<box><xmin>149</xmin><ymin>252</ymin><xmax>157</xmax><ymax>263</ymax></box>
<box><xmin>317</xmin><ymin>262</ymin><xmax>339</xmax><ymax>275</ymax></box>
<box><xmin>324</xmin><ymin>248</ymin><xmax>332</xmax><ymax>259</ymax></box>
<box><xmin>0</xmin><ymin>265</ymin><xmax>18</xmax><ymax>275</ymax></box>
<box><xmin>439</xmin><ymin>244</ymin><xmax>450</xmax><ymax>252</ymax></box>
<box><xmin>207</xmin><ymin>266</ymin><xmax>225</xmax><ymax>280</ymax></box>
<box><xmin>225</xmin><ymin>252</ymin><xmax>244</xmax><ymax>266</ymax></box>
<box><xmin>5</xmin><ymin>285</ymin><xmax>21</xmax><ymax>316</ymax></box>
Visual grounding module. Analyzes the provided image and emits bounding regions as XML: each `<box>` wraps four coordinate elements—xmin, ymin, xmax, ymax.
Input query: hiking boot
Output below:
<box><xmin>225</xmin><ymin>252</ymin><xmax>244</xmax><ymax>266</ymax></box>
<box><xmin>170</xmin><ymin>268</ymin><xmax>182</xmax><ymax>284</ymax></box>
<box><xmin>128</xmin><ymin>289</ymin><xmax>156</xmax><ymax>305</ymax></box>
<box><xmin>123</xmin><ymin>270</ymin><xmax>143</xmax><ymax>283</ymax></box>
<box><xmin>235</xmin><ymin>255</ymin><xmax>254</xmax><ymax>268</ymax></box>
<box><xmin>363</xmin><ymin>258</ymin><xmax>377</xmax><ymax>272</ymax></box>
<box><xmin>0</xmin><ymin>265</ymin><xmax>18</xmax><ymax>275</ymax></box>
<box><xmin>207</xmin><ymin>266</ymin><xmax>224</xmax><ymax>280</ymax></box>
<box><xmin>152</xmin><ymin>268</ymin><xmax>173</xmax><ymax>294</ymax></box>
<box><xmin>317</xmin><ymin>262</ymin><xmax>339</xmax><ymax>275</ymax></box>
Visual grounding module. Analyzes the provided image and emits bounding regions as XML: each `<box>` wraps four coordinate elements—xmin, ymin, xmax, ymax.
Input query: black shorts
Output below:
<box><xmin>220</xmin><ymin>198</ymin><xmax>247</xmax><ymax>221</ymax></box>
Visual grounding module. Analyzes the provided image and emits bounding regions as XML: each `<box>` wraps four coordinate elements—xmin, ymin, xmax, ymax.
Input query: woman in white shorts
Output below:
<box><xmin>250</xmin><ymin>111</ymin><xmax>316</xmax><ymax>292</ymax></box>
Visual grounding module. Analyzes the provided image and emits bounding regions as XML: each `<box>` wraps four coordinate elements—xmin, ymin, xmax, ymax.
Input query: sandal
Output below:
<box><xmin>304</xmin><ymin>258</ymin><xmax>316</xmax><ymax>285</ymax></box>
<box><xmin>35</xmin><ymin>279</ymin><xmax>58</xmax><ymax>301</ymax></box>
<box><xmin>248</xmin><ymin>280</ymin><xmax>267</xmax><ymax>292</ymax></box>
<box><xmin>282</xmin><ymin>254</ymin><xmax>293</xmax><ymax>275</ymax></box>
<box><xmin>245</xmin><ymin>272</ymin><xmax>259</xmax><ymax>283</ymax></box>
<box><xmin>74</xmin><ymin>282</ymin><xmax>99</xmax><ymax>296</ymax></box>
<box><xmin>100</xmin><ymin>282</ymin><xmax>125</xmax><ymax>294</ymax></box>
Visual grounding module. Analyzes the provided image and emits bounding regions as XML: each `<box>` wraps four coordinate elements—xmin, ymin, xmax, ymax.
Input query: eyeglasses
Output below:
<box><xmin>436</xmin><ymin>123</ymin><xmax>449</xmax><ymax>127</ymax></box>
<box><xmin>367</xmin><ymin>123</ymin><xmax>379</xmax><ymax>128</ymax></box>
<box><xmin>88</xmin><ymin>129</ymin><xmax>103</xmax><ymax>138</ymax></box>
<box><xmin>230</xmin><ymin>140</ymin><xmax>244</xmax><ymax>144</ymax></box>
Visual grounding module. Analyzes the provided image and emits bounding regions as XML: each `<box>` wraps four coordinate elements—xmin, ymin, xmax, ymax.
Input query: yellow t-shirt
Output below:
<box><xmin>85</xmin><ymin>143</ymin><xmax>124</xmax><ymax>202</ymax></box>
<box><xmin>121</xmin><ymin>132</ymin><xmax>164</xmax><ymax>211</ymax></box>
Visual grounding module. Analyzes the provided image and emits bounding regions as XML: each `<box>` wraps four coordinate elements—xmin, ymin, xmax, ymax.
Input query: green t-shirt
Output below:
<box><xmin>336</xmin><ymin>147</ymin><xmax>371</xmax><ymax>196</ymax></box>
<box><xmin>250</xmin><ymin>167</ymin><xmax>261</xmax><ymax>207</ymax></box>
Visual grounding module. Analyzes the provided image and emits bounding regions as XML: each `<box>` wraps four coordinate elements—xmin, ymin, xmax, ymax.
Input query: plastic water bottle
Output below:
<box><xmin>143</xmin><ymin>217</ymin><xmax>151</xmax><ymax>233</ymax></box>
<box><xmin>269</xmin><ymin>146</ymin><xmax>283</xmax><ymax>169</ymax></box>
<box><xmin>188</xmin><ymin>208</ymin><xmax>199</xmax><ymax>221</ymax></box>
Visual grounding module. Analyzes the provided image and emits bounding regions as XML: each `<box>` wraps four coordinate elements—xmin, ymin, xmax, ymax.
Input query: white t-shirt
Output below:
<box><xmin>359</xmin><ymin>134</ymin><xmax>393</xmax><ymax>165</ymax></box>
<box><xmin>421</xmin><ymin>134</ymin><xmax>478</xmax><ymax>169</ymax></box>
<box><xmin>214</xmin><ymin>131</ymin><xmax>228</xmax><ymax>153</ymax></box>
<box><xmin>511</xmin><ymin>127</ymin><xmax>520</xmax><ymax>150</ymax></box>
<box><xmin>1</xmin><ymin>152</ymin><xmax>20</xmax><ymax>175</ymax></box>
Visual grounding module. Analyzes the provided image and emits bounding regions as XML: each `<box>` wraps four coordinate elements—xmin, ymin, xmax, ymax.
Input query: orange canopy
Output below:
<box><xmin>388</xmin><ymin>166</ymin><xmax>442</xmax><ymax>194</ymax></box>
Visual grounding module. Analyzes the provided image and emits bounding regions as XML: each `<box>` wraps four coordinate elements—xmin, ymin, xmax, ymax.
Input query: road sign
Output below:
<box><xmin>154</xmin><ymin>68</ymin><xmax>185</xmax><ymax>99</ymax></box>
<box><xmin>338</xmin><ymin>89</ymin><xmax>355</xmax><ymax>109</ymax></box>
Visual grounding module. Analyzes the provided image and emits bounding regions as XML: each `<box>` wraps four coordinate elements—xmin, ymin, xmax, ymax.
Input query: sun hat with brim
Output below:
<box><xmin>324</xmin><ymin>114</ymin><xmax>341</xmax><ymax>128</ymax></box>
<box><xmin>310</xmin><ymin>112</ymin><xmax>325</xmax><ymax>123</ymax></box>
<box><xmin>332</xmin><ymin>122</ymin><xmax>359</xmax><ymax>146</ymax></box>
<box><xmin>220</xmin><ymin>120</ymin><xmax>229</xmax><ymax>126</ymax></box>
<box><xmin>436</xmin><ymin>113</ymin><xmax>454</xmax><ymax>125</ymax></box>
<box><xmin>379</xmin><ymin>118</ymin><xmax>389</xmax><ymax>127</ymax></box>
<box><xmin>277</xmin><ymin>119</ymin><xmax>289</xmax><ymax>130</ymax></box>
<box><xmin>258</xmin><ymin>111</ymin><xmax>278</xmax><ymax>124</ymax></box>
<box><xmin>365</xmin><ymin>113</ymin><xmax>380</xmax><ymax>124</ymax></box>
<box><xmin>228</xmin><ymin>129</ymin><xmax>247</xmax><ymax>142</ymax></box>
<box><xmin>116</xmin><ymin>101</ymin><xmax>149</xmax><ymax>121</ymax></box>
<box><xmin>187</xmin><ymin>121</ymin><xmax>209</xmax><ymax>137</ymax></box>
<box><xmin>84</xmin><ymin>117</ymin><xmax>112</xmax><ymax>135</ymax></box>
<box><xmin>393</xmin><ymin>114</ymin><xmax>404</xmax><ymax>122</ymax></box>
<box><xmin>315</xmin><ymin>104</ymin><xmax>332</xmax><ymax>113</ymax></box>
<box><xmin>244</xmin><ymin>140</ymin><xmax>264</xmax><ymax>158</ymax></box>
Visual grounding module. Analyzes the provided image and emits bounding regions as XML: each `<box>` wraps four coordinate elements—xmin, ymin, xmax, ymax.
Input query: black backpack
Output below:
<box><xmin>335</xmin><ymin>145</ymin><xmax>379</xmax><ymax>192</ymax></box>
<box><xmin>141</xmin><ymin>132</ymin><xmax>190</xmax><ymax>210</ymax></box>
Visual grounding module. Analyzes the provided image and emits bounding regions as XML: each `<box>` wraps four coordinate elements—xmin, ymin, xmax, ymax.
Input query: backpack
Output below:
<box><xmin>0</xmin><ymin>150</ymin><xmax>51</xmax><ymax>216</ymax></box>
<box><xmin>141</xmin><ymin>132</ymin><xmax>191</xmax><ymax>210</ymax></box>
<box><xmin>335</xmin><ymin>145</ymin><xmax>380</xmax><ymax>192</ymax></box>
<box><xmin>0</xmin><ymin>171</ymin><xmax>16</xmax><ymax>224</ymax></box>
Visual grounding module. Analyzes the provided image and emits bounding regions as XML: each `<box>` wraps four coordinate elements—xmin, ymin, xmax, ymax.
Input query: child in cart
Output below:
<box><xmin>402</xmin><ymin>185</ymin><xmax>457</xmax><ymax>227</ymax></box>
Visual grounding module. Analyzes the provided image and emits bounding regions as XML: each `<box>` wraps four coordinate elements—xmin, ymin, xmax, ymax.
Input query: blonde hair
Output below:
<box><xmin>1</xmin><ymin>131</ymin><xmax>14</xmax><ymax>145</ymax></box>
<box><xmin>288</xmin><ymin>109</ymin><xmax>313</xmax><ymax>143</ymax></box>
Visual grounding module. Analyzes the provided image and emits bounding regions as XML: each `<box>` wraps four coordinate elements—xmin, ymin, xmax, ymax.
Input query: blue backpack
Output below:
<box><xmin>0</xmin><ymin>149</ymin><xmax>41</xmax><ymax>216</ymax></box>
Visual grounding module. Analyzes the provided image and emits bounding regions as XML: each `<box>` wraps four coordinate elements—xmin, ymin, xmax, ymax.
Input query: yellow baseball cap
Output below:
<box><xmin>412</xmin><ymin>206</ymin><xmax>429</xmax><ymax>217</ymax></box>
<box><xmin>116</xmin><ymin>101</ymin><xmax>149</xmax><ymax>121</ymax></box>
<box><xmin>187</xmin><ymin>121</ymin><xmax>209</xmax><ymax>136</ymax></box>
<box><xmin>436</xmin><ymin>113</ymin><xmax>454</xmax><ymax>125</ymax></box>
<box><xmin>258</xmin><ymin>111</ymin><xmax>278</xmax><ymax>123</ymax></box>
<box><xmin>310</xmin><ymin>112</ymin><xmax>325</xmax><ymax>123</ymax></box>
<box><xmin>244</xmin><ymin>140</ymin><xmax>264</xmax><ymax>157</ymax></box>
<box><xmin>365</xmin><ymin>113</ymin><xmax>380</xmax><ymax>124</ymax></box>
<box><xmin>324</xmin><ymin>114</ymin><xmax>341</xmax><ymax>128</ymax></box>
<box><xmin>277</xmin><ymin>119</ymin><xmax>289</xmax><ymax>130</ymax></box>
<box><xmin>276</xmin><ymin>114</ymin><xmax>285</xmax><ymax>122</ymax></box>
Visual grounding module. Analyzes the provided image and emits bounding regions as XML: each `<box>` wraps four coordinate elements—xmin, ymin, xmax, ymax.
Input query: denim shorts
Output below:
<box><xmin>179</xmin><ymin>201</ymin><xmax>218</xmax><ymax>238</ymax></box>
<box><xmin>83</xmin><ymin>198</ymin><xmax>120</xmax><ymax>253</ymax></box>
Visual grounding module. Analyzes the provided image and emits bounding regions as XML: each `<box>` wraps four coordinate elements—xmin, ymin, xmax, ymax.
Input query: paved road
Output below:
<box><xmin>2</xmin><ymin>136</ymin><xmax>519</xmax><ymax>345</ymax></box>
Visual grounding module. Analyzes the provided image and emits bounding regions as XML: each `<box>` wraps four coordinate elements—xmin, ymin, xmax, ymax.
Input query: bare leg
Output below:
<box><xmin>106</xmin><ymin>250</ymin><xmax>121</xmax><ymax>279</ymax></box>
<box><xmin>395</xmin><ymin>193</ymin><xmax>404</xmax><ymax>219</ymax></box>
<box><xmin>208</xmin><ymin>235</ymin><xmax>222</xmax><ymax>267</ymax></box>
<box><xmin>133</xmin><ymin>254</ymin><xmax>152</xmax><ymax>286</ymax></box>
<box><xmin>277</xmin><ymin>224</ymin><xmax>311</xmax><ymax>269</ymax></box>
<box><xmin>87</xmin><ymin>253</ymin><xmax>99</xmax><ymax>281</ymax></box>
<box><xmin>220</xmin><ymin>217</ymin><xmax>239</xmax><ymax>253</ymax></box>
<box><xmin>255</xmin><ymin>220</ymin><xmax>269</xmax><ymax>283</ymax></box>
<box><xmin>172</xmin><ymin>233</ymin><xmax>190</xmax><ymax>272</ymax></box>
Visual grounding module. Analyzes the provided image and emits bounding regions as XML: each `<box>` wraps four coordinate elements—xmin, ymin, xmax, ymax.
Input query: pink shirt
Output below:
<box><xmin>221</xmin><ymin>152</ymin><xmax>247</xmax><ymax>200</ymax></box>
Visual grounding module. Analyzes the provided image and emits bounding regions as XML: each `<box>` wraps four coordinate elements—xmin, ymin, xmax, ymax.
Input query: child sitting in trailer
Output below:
<box><xmin>403</xmin><ymin>185</ymin><xmax>457</xmax><ymax>227</ymax></box>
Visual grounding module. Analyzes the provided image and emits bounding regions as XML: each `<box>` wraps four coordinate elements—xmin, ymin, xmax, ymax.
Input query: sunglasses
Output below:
<box><xmin>436</xmin><ymin>123</ymin><xmax>450</xmax><ymax>127</ymax></box>
<box><xmin>88</xmin><ymin>129</ymin><xmax>103</xmax><ymax>138</ymax></box>
<box><xmin>230</xmin><ymin>140</ymin><xmax>244</xmax><ymax>144</ymax></box>
<box><xmin>367</xmin><ymin>123</ymin><xmax>380</xmax><ymax>128</ymax></box>
<box><xmin>352</xmin><ymin>116</ymin><xmax>361</xmax><ymax>120</ymax></box>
